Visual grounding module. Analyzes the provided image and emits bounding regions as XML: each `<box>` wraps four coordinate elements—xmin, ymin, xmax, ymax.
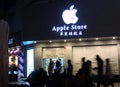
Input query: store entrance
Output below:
<box><xmin>43</xmin><ymin>58</ymin><xmax>64</xmax><ymax>75</ymax></box>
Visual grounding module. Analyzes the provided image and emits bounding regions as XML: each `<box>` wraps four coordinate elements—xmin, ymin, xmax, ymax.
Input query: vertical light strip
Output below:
<box><xmin>27</xmin><ymin>48</ymin><xmax>34</xmax><ymax>77</ymax></box>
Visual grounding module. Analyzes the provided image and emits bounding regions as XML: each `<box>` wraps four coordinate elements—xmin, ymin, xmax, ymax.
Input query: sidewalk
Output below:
<box><xmin>93</xmin><ymin>82</ymin><xmax>120</xmax><ymax>87</ymax></box>
<box><xmin>114</xmin><ymin>83</ymin><xmax>120</xmax><ymax>87</ymax></box>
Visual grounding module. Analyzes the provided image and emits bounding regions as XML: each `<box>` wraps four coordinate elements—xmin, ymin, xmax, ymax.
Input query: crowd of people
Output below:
<box><xmin>25</xmin><ymin>54</ymin><xmax>114</xmax><ymax>87</ymax></box>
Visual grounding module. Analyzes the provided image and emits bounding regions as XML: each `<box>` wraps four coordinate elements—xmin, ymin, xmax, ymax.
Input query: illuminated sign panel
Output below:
<box><xmin>52</xmin><ymin>5</ymin><xmax>87</xmax><ymax>37</ymax></box>
<box><xmin>23</xmin><ymin>1</ymin><xmax>120</xmax><ymax>41</ymax></box>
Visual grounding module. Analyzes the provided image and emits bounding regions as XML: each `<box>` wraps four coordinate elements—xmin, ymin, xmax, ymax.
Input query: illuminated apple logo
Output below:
<box><xmin>62</xmin><ymin>5</ymin><xmax>78</xmax><ymax>24</ymax></box>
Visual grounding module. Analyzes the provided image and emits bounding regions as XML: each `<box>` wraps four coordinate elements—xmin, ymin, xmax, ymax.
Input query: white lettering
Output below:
<box><xmin>73</xmin><ymin>32</ymin><xmax>78</xmax><ymax>35</ymax></box>
<box><xmin>64</xmin><ymin>32</ymin><xmax>68</xmax><ymax>36</ymax></box>
<box><xmin>60</xmin><ymin>32</ymin><xmax>63</xmax><ymax>36</ymax></box>
<box><xmin>60</xmin><ymin>31</ymin><xmax>83</xmax><ymax>36</ymax></box>
<box><xmin>56</xmin><ymin>27</ymin><xmax>63</xmax><ymax>32</ymax></box>
<box><xmin>79</xmin><ymin>31</ymin><xmax>82</xmax><ymax>35</ymax></box>
<box><xmin>84</xmin><ymin>25</ymin><xmax>87</xmax><ymax>29</ymax></box>
<box><xmin>52</xmin><ymin>26</ymin><xmax>56</xmax><ymax>31</ymax></box>
<box><xmin>52</xmin><ymin>24</ymin><xmax>87</xmax><ymax>36</ymax></box>
<box><xmin>71</xmin><ymin>25</ymin><xmax>87</xmax><ymax>30</ymax></box>
<box><xmin>52</xmin><ymin>25</ymin><xmax>70</xmax><ymax>32</ymax></box>
<box><xmin>68</xmin><ymin>32</ymin><xmax>73</xmax><ymax>36</ymax></box>
<box><xmin>81</xmin><ymin>25</ymin><xmax>84</xmax><ymax>29</ymax></box>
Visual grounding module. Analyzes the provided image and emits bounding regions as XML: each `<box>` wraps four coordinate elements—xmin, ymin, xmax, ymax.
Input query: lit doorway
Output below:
<box><xmin>43</xmin><ymin>58</ymin><xmax>64</xmax><ymax>74</ymax></box>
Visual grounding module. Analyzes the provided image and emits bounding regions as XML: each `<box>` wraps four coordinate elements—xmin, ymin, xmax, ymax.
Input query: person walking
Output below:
<box><xmin>104</xmin><ymin>58</ymin><xmax>114</xmax><ymax>87</ymax></box>
<box><xmin>94</xmin><ymin>54</ymin><xmax>103</xmax><ymax>87</ymax></box>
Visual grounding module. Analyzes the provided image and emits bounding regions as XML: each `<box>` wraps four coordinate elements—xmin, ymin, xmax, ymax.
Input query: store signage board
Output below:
<box><xmin>23</xmin><ymin>1</ymin><xmax>120</xmax><ymax>41</ymax></box>
<box><xmin>52</xmin><ymin>5</ymin><xmax>87</xmax><ymax>37</ymax></box>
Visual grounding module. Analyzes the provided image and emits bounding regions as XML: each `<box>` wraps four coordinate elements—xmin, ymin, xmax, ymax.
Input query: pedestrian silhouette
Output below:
<box><xmin>55</xmin><ymin>59</ymin><xmax>62</xmax><ymax>73</ymax></box>
<box><xmin>81</xmin><ymin>57</ymin><xmax>86</xmax><ymax>68</ymax></box>
<box><xmin>104</xmin><ymin>58</ymin><xmax>114</xmax><ymax>87</ymax></box>
<box><xmin>50</xmin><ymin>68</ymin><xmax>62</xmax><ymax>87</ymax></box>
<box><xmin>26</xmin><ymin>68</ymin><xmax>48</xmax><ymax>87</ymax></box>
<box><xmin>93</xmin><ymin>54</ymin><xmax>104</xmax><ymax>87</ymax></box>
<box><xmin>74</xmin><ymin>61</ymin><xmax>93</xmax><ymax>87</ymax></box>
<box><xmin>48</xmin><ymin>58</ymin><xmax>54</xmax><ymax>77</ymax></box>
<box><xmin>67</xmin><ymin>59</ymin><xmax>73</xmax><ymax>77</ymax></box>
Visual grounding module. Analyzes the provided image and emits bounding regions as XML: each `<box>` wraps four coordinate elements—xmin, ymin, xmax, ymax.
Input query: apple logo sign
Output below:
<box><xmin>62</xmin><ymin>5</ymin><xmax>78</xmax><ymax>24</ymax></box>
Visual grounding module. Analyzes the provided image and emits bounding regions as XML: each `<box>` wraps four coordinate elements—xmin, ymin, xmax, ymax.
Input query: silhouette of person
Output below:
<box><xmin>55</xmin><ymin>59</ymin><xmax>62</xmax><ymax>73</ymax></box>
<box><xmin>48</xmin><ymin>58</ymin><xmax>54</xmax><ymax>76</ymax></box>
<box><xmin>67</xmin><ymin>59</ymin><xmax>73</xmax><ymax>77</ymax></box>
<box><xmin>104</xmin><ymin>58</ymin><xmax>114</xmax><ymax>87</ymax></box>
<box><xmin>81</xmin><ymin>57</ymin><xmax>86</xmax><ymax>68</ymax></box>
<box><xmin>50</xmin><ymin>68</ymin><xmax>62</xmax><ymax>87</ymax></box>
<box><xmin>105</xmin><ymin>58</ymin><xmax>112</xmax><ymax>78</ymax></box>
<box><xmin>26</xmin><ymin>68</ymin><xmax>48</xmax><ymax>87</ymax></box>
<box><xmin>94</xmin><ymin>54</ymin><xmax>103</xmax><ymax>87</ymax></box>
<box><xmin>74</xmin><ymin>61</ymin><xmax>93</xmax><ymax>87</ymax></box>
<box><xmin>86</xmin><ymin>60</ymin><xmax>92</xmax><ymax>76</ymax></box>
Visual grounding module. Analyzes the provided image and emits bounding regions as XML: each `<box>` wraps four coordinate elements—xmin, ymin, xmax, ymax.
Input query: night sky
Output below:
<box><xmin>0</xmin><ymin>0</ymin><xmax>120</xmax><ymax>40</ymax></box>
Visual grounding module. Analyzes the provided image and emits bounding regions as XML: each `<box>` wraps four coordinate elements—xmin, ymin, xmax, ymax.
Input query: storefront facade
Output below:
<box><xmin>22</xmin><ymin>1</ymin><xmax>120</xmax><ymax>76</ymax></box>
<box><xmin>32</xmin><ymin>37</ymin><xmax>120</xmax><ymax>75</ymax></box>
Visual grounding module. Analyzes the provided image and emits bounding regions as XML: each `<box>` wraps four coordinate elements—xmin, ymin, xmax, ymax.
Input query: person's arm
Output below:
<box><xmin>93</xmin><ymin>67</ymin><xmax>98</xmax><ymax>70</ymax></box>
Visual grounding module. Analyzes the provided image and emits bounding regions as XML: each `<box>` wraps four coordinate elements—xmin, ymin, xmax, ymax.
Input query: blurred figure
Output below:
<box><xmin>50</xmin><ymin>68</ymin><xmax>62</xmax><ymax>87</ymax></box>
<box><xmin>93</xmin><ymin>54</ymin><xmax>103</xmax><ymax>87</ymax></box>
<box><xmin>26</xmin><ymin>68</ymin><xmax>48</xmax><ymax>87</ymax></box>
<box><xmin>81</xmin><ymin>57</ymin><xmax>86</xmax><ymax>68</ymax></box>
<box><xmin>104</xmin><ymin>58</ymin><xmax>114</xmax><ymax>87</ymax></box>
<box><xmin>74</xmin><ymin>61</ymin><xmax>93</xmax><ymax>87</ymax></box>
<box><xmin>67</xmin><ymin>59</ymin><xmax>73</xmax><ymax>77</ymax></box>
<box><xmin>48</xmin><ymin>58</ymin><xmax>54</xmax><ymax>77</ymax></box>
<box><xmin>86</xmin><ymin>60</ymin><xmax>92</xmax><ymax>76</ymax></box>
<box><xmin>105</xmin><ymin>58</ymin><xmax>112</xmax><ymax>78</ymax></box>
<box><xmin>55</xmin><ymin>59</ymin><xmax>62</xmax><ymax>73</ymax></box>
<box><xmin>65</xmin><ymin>59</ymin><xmax>74</xmax><ymax>87</ymax></box>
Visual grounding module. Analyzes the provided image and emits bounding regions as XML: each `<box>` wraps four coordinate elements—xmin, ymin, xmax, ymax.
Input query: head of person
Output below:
<box><xmin>68</xmin><ymin>59</ymin><xmax>71</xmax><ymax>64</ymax></box>
<box><xmin>82</xmin><ymin>57</ymin><xmax>85</xmax><ymax>62</ymax></box>
<box><xmin>96</xmin><ymin>54</ymin><xmax>101</xmax><ymax>61</ymax></box>
<box><xmin>106</xmin><ymin>58</ymin><xmax>110</xmax><ymax>63</ymax></box>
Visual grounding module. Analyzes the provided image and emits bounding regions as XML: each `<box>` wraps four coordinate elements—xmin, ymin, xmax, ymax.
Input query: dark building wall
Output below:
<box><xmin>1</xmin><ymin>0</ymin><xmax>120</xmax><ymax>40</ymax></box>
<box><xmin>0</xmin><ymin>0</ymin><xmax>23</xmax><ymax>34</ymax></box>
<box><xmin>0</xmin><ymin>0</ymin><xmax>4</xmax><ymax>19</ymax></box>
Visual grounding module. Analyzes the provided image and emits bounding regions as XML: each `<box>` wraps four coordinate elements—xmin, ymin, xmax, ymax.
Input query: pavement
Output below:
<box><xmin>93</xmin><ymin>82</ymin><xmax>120</xmax><ymax>87</ymax></box>
<box><xmin>114</xmin><ymin>83</ymin><xmax>120</xmax><ymax>87</ymax></box>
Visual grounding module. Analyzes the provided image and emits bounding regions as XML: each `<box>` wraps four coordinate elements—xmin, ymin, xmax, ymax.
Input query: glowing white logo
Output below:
<box><xmin>52</xmin><ymin>5</ymin><xmax>87</xmax><ymax>37</ymax></box>
<box><xmin>62</xmin><ymin>5</ymin><xmax>78</xmax><ymax>24</ymax></box>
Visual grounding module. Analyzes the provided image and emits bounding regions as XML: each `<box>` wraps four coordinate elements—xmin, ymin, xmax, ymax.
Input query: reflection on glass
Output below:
<box><xmin>43</xmin><ymin>58</ymin><xmax>64</xmax><ymax>75</ymax></box>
